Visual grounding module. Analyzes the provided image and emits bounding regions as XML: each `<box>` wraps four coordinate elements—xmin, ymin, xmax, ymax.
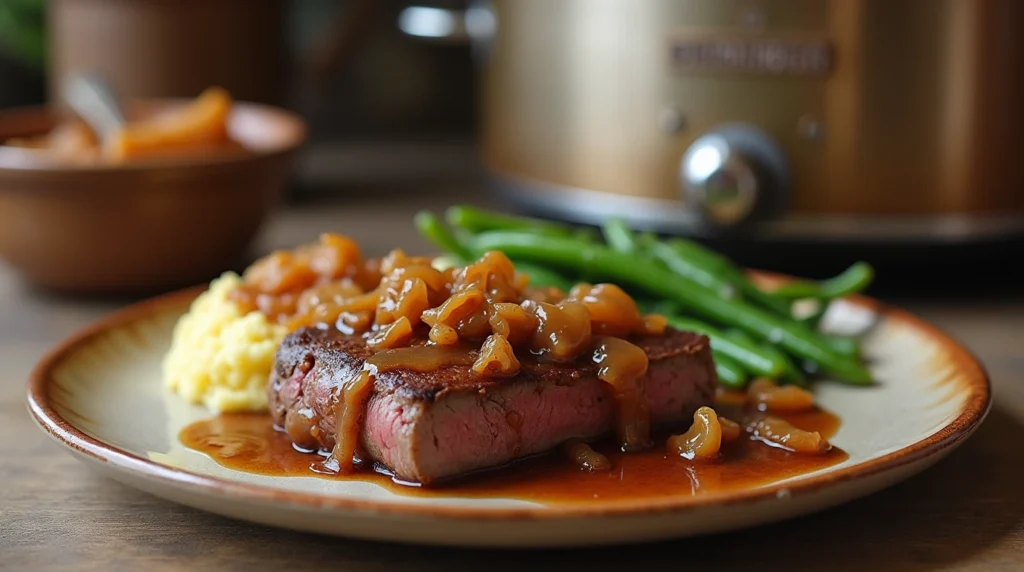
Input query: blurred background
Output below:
<box><xmin>0</xmin><ymin>0</ymin><xmax>481</xmax><ymax>191</ymax></box>
<box><xmin>0</xmin><ymin>0</ymin><xmax>1022</xmax><ymax>297</ymax></box>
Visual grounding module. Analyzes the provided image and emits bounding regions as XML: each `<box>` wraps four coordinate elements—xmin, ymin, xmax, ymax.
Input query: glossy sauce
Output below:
<box><xmin>179</xmin><ymin>404</ymin><xmax>847</xmax><ymax>503</ymax></box>
<box><xmin>366</xmin><ymin>345</ymin><xmax>477</xmax><ymax>371</ymax></box>
<box><xmin>590</xmin><ymin>336</ymin><xmax>652</xmax><ymax>452</ymax></box>
<box><xmin>328</xmin><ymin>345</ymin><xmax>480</xmax><ymax>473</ymax></box>
<box><xmin>326</xmin><ymin>369</ymin><xmax>373</xmax><ymax>473</ymax></box>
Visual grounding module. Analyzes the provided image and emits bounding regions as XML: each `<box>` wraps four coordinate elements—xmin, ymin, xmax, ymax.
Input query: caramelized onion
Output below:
<box><xmin>720</xmin><ymin>416</ymin><xmax>742</xmax><ymax>442</ymax></box>
<box><xmin>336</xmin><ymin>311</ymin><xmax>374</xmax><ymax>336</ymax></box>
<box><xmin>287</xmin><ymin>289</ymin><xmax>380</xmax><ymax>331</ymax></box>
<box><xmin>715</xmin><ymin>387</ymin><xmax>749</xmax><ymax>407</ymax></box>
<box><xmin>295</xmin><ymin>280</ymin><xmax>364</xmax><ymax>316</ymax></box>
<box><xmin>380</xmin><ymin>250</ymin><xmax>448</xmax><ymax>303</ymax></box>
<box><xmin>561</xmin><ymin>439</ymin><xmax>612</xmax><ymax>472</ymax></box>
<box><xmin>366</xmin><ymin>316</ymin><xmax>414</xmax><ymax>350</ymax></box>
<box><xmin>421</xmin><ymin>289</ymin><xmax>491</xmax><ymax>343</ymax></box>
<box><xmin>488</xmin><ymin>302</ymin><xmax>539</xmax><ymax>347</ymax></box>
<box><xmin>747</xmin><ymin>378</ymin><xmax>816</xmax><ymax>413</ymax></box>
<box><xmin>451</xmin><ymin>250</ymin><xmax>520</xmax><ymax>303</ymax></box>
<box><xmin>254</xmin><ymin>291</ymin><xmax>298</xmax><ymax>323</ymax></box>
<box><xmin>366</xmin><ymin>346</ymin><xmax>477</xmax><ymax>372</ymax></box>
<box><xmin>667</xmin><ymin>406</ymin><xmax>724</xmax><ymax>460</ymax></box>
<box><xmin>523</xmin><ymin>286</ymin><xmax>567</xmax><ymax>304</ymax></box>
<box><xmin>310</xmin><ymin>233</ymin><xmax>364</xmax><ymax>279</ymax></box>
<box><xmin>354</xmin><ymin>257</ymin><xmax>383</xmax><ymax>291</ymax></box>
<box><xmin>591</xmin><ymin>336</ymin><xmax>652</xmax><ymax>451</ymax></box>
<box><xmin>747</xmin><ymin>415</ymin><xmax>831</xmax><ymax>454</ymax></box>
<box><xmin>230</xmin><ymin>239</ymin><xmax>668</xmax><ymax>476</ymax></box>
<box><xmin>472</xmin><ymin>334</ymin><xmax>520</xmax><ymax>377</ymax></box>
<box><xmin>328</xmin><ymin>369</ymin><xmax>374</xmax><ymax>473</ymax></box>
<box><xmin>239</xmin><ymin>250</ymin><xmax>318</xmax><ymax>296</ymax></box>
<box><xmin>640</xmin><ymin>313</ymin><xmax>668</xmax><ymax>336</ymax></box>
<box><xmin>428</xmin><ymin>323</ymin><xmax>460</xmax><ymax>346</ymax></box>
<box><xmin>375</xmin><ymin>277</ymin><xmax>432</xmax><ymax>327</ymax></box>
<box><xmin>567</xmin><ymin>283</ymin><xmax>645</xmax><ymax>337</ymax></box>
<box><xmin>231</xmin><ymin>232</ymin><xmax>379</xmax><ymax>326</ymax></box>
<box><xmin>380</xmin><ymin>248</ymin><xmax>434</xmax><ymax>276</ymax></box>
<box><xmin>512</xmin><ymin>270</ymin><xmax>531</xmax><ymax>293</ymax></box>
<box><xmin>241</xmin><ymin>233</ymin><xmax>364</xmax><ymax>296</ymax></box>
<box><xmin>525</xmin><ymin>300</ymin><xmax>593</xmax><ymax>362</ymax></box>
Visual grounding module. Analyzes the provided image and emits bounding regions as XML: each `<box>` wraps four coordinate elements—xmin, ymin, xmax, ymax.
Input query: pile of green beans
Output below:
<box><xmin>414</xmin><ymin>205</ymin><xmax>875</xmax><ymax>389</ymax></box>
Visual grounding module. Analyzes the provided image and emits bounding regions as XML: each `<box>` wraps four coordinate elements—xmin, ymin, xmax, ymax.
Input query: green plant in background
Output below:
<box><xmin>0</xmin><ymin>0</ymin><xmax>46</xmax><ymax>70</ymax></box>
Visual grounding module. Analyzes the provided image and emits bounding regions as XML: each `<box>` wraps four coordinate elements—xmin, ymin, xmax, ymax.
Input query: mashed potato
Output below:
<box><xmin>162</xmin><ymin>272</ymin><xmax>287</xmax><ymax>412</ymax></box>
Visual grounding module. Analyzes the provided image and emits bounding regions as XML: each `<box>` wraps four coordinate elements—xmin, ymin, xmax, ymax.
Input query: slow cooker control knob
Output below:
<box><xmin>679</xmin><ymin>125</ymin><xmax>788</xmax><ymax>231</ymax></box>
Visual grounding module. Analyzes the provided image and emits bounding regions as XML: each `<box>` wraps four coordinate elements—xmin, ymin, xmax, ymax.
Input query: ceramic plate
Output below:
<box><xmin>27</xmin><ymin>285</ymin><xmax>990</xmax><ymax>547</ymax></box>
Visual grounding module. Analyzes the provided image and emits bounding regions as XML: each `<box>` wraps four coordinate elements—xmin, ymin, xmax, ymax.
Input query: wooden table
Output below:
<box><xmin>3</xmin><ymin>191</ymin><xmax>1023</xmax><ymax>571</ymax></box>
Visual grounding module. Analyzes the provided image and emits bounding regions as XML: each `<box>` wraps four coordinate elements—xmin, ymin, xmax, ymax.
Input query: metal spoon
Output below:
<box><xmin>61</xmin><ymin>73</ymin><xmax>127</xmax><ymax>145</ymax></box>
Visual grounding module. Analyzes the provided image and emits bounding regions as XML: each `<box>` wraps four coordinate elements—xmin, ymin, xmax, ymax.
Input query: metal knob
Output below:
<box><xmin>680</xmin><ymin>124</ymin><xmax>788</xmax><ymax>231</ymax></box>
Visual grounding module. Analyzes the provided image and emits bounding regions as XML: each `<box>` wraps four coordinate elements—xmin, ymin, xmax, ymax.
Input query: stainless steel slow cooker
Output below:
<box><xmin>400</xmin><ymin>0</ymin><xmax>1024</xmax><ymax>244</ymax></box>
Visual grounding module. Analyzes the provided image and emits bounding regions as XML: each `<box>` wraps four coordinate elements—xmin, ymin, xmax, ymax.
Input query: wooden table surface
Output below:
<box><xmin>2</xmin><ymin>191</ymin><xmax>1023</xmax><ymax>571</ymax></box>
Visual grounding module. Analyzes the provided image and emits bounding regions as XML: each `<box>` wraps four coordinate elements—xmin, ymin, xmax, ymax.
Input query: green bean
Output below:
<box><xmin>511</xmin><ymin>260</ymin><xmax>575</xmax><ymax>291</ymax></box>
<box><xmin>635</xmin><ymin>298</ymin><xmax>679</xmax><ymax>317</ymax></box>
<box><xmin>664</xmin><ymin>238</ymin><xmax>731</xmax><ymax>273</ymax></box>
<box><xmin>823</xmin><ymin>334</ymin><xmax>861</xmax><ymax>359</ymax></box>
<box><xmin>634</xmin><ymin>235</ymin><xmax>741</xmax><ymax>302</ymax></box>
<box><xmin>661</xmin><ymin>315</ymin><xmax>784</xmax><ymax>379</ymax></box>
<box><xmin>769</xmin><ymin>261</ymin><xmax>875</xmax><ymax>300</ymax></box>
<box><xmin>415</xmin><ymin>211</ymin><xmax>579</xmax><ymax>291</ymax></box>
<box><xmin>414</xmin><ymin>210</ymin><xmax>474</xmax><ymax>261</ymax></box>
<box><xmin>572</xmin><ymin>227</ymin><xmax>601</xmax><ymax>244</ymax></box>
<box><xmin>636</xmin><ymin>231</ymin><xmax>660</xmax><ymax>248</ymax></box>
<box><xmin>648</xmin><ymin>240</ymin><xmax>740</xmax><ymax>300</ymax></box>
<box><xmin>600</xmin><ymin>219</ymin><xmax>641</xmax><ymax>253</ymax></box>
<box><xmin>724</xmin><ymin>325</ymin><xmax>860</xmax><ymax>382</ymax></box>
<box><xmin>469</xmin><ymin>230</ymin><xmax>873</xmax><ymax>384</ymax></box>
<box><xmin>446</xmin><ymin>203</ymin><xmax>604</xmax><ymax>243</ymax></box>
<box><xmin>719</xmin><ymin>321</ymin><xmax>858</xmax><ymax>378</ymax></box>
<box><xmin>712</xmin><ymin>351</ymin><xmax>748</xmax><ymax>389</ymax></box>
<box><xmin>669</xmin><ymin>239</ymin><xmax>793</xmax><ymax>316</ymax></box>
<box><xmin>721</xmin><ymin>328</ymin><xmax>756</xmax><ymax>346</ymax></box>
<box><xmin>723</xmin><ymin>328</ymin><xmax>806</xmax><ymax>386</ymax></box>
<box><xmin>445</xmin><ymin>205</ymin><xmax>576</xmax><ymax>238</ymax></box>
<box><xmin>799</xmin><ymin>310</ymin><xmax>828</xmax><ymax>330</ymax></box>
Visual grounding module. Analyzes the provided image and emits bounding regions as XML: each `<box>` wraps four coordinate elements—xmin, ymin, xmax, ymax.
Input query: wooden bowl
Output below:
<box><xmin>0</xmin><ymin>99</ymin><xmax>306</xmax><ymax>296</ymax></box>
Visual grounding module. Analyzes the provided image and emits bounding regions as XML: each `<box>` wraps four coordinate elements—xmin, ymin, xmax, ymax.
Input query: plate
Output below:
<box><xmin>26</xmin><ymin>285</ymin><xmax>991</xmax><ymax>547</ymax></box>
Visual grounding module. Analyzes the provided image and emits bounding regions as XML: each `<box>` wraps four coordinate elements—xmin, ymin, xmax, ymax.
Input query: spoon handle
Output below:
<box><xmin>63</xmin><ymin>74</ymin><xmax>127</xmax><ymax>142</ymax></box>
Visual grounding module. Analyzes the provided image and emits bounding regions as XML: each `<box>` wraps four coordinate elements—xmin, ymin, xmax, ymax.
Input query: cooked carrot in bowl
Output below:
<box><xmin>3</xmin><ymin>86</ymin><xmax>246</xmax><ymax>164</ymax></box>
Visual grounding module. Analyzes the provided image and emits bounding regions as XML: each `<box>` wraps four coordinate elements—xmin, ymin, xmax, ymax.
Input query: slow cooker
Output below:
<box><xmin>400</xmin><ymin>0</ymin><xmax>1024</xmax><ymax>244</ymax></box>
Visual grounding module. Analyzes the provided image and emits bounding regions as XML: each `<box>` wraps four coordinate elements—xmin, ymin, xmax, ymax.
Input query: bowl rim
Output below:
<box><xmin>0</xmin><ymin>97</ymin><xmax>308</xmax><ymax>174</ymax></box>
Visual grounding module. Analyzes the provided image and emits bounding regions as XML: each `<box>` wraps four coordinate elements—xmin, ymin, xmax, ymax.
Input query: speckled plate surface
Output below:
<box><xmin>26</xmin><ymin>284</ymin><xmax>990</xmax><ymax>547</ymax></box>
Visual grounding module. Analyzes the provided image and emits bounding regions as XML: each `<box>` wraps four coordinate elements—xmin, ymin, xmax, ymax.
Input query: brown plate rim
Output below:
<box><xmin>25</xmin><ymin>279</ymin><xmax>992</xmax><ymax>522</ymax></box>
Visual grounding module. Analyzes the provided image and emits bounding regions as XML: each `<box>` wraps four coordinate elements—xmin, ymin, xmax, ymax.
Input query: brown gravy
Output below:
<box><xmin>179</xmin><ymin>405</ymin><xmax>847</xmax><ymax>503</ymax></box>
<box><xmin>366</xmin><ymin>345</ymin><xmax>477</xmax><ymax>371</ymax></box>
